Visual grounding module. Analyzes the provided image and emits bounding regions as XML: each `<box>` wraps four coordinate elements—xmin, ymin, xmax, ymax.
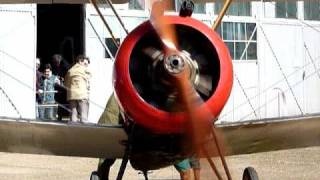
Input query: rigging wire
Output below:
<box><xmin>0</xmin><ymin>49</ymin><xmax>33</xmax><ymax>70</ymax></box>
<box><xmin>220</xmin><ymin>1</ymin><xmax>320</xmax><ymax>121</ymax></box>
<box><xmin>234</xmin><ymin>74</ymin><xmax>258</xmax><ymax>118</ymax></box>
<box><xmin>101</xmin><ymin>0</ymin><xmax>129</xmax><ymax>35</ymax></box>
<box><xmin>259</xmin><ymin>24</ymin><xmax>304</xmax><ymax>115</ymax></box>
<box><xmin>89</xmin><ymin>0</ymin><xmax>120</xmax><ymax>47</ymax></box>
<box><xmin>219</xmin><ymin>53</ymin><xmax>320</xmax><ymax>121</ymax></box>
<box><xmin>304</xmin><ymin>42</ymin><xmax>320</xmax><ymax>80</ymax></box>
<box><xmin>234</xmin><ymin>25</ymin><xmax>259</xmax><ymax>119</ymax></box>
<box><xmin>240</xmin><ymin>61</ymin><xmax>320</xmax><ymax>121</ymax></box>
<box><xmin>87</xmin><ymin>18</ymin><xmax>115</xmax><ymax>61</ymax></box>
<box><xmin>0</xmin><ymin>85</ymin><xmax>21</xmax><ymax>118</ymax></box>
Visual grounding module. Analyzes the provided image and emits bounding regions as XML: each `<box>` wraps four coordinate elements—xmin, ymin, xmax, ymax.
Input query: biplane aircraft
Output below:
<box><xmin>1</xmin><ymin>0</ymin><xmax>320</xmax><ymax>180</ymax></box>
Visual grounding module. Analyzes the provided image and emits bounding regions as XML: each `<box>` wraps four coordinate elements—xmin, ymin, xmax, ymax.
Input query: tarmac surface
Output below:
<box><xmin>0</xmin><ymin>146</ymin><xmax>319</xmax><ymax>180</ymax></box>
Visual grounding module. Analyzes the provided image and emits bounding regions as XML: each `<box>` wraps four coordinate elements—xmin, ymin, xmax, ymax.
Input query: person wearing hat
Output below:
<box><xmin>64</xmin><ymin>55</ymin><xmax>91</xmax><ymax>123</ymax></box>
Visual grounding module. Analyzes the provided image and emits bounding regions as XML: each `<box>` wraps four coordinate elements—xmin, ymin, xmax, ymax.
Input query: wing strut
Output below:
<box><xmin>202</xmin><ymin>1</ymin><xmax>234</xmax><ymax>178</ymax></box>
<box><xmin>102</xmin><ymin>0</ymin><xmax>129</xmax><ymax>35</ymax></box>
<box><xmin>212</xmin><ymin>0</ymin><xmax>233</xmax><ymax>30</ymax></box>
<box><xmin>89</xmin><ymin>0</ymin><xmax>120</xmax><ymax>47</ymax></box>
<box><xmin>87</xmin><ymin>18</ymin><xmax>116</xmax><ymax>60</ymax></box>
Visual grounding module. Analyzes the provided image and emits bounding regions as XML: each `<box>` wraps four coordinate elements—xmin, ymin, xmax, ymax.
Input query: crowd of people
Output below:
<box><xmin>36</xmin><ymin>54</ymin><xmax>91</xmax><ymax>123</ymax></box>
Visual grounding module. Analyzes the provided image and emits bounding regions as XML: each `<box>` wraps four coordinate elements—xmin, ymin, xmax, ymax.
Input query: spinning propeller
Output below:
<box><xmin>148</xmin><ymin>0</ymin><xmax>212</xmax><ymax>152</ymax></box>
<box><xmin>113</xmin><ymin>0</ymin><xmax>233</xmax><ymax>178</ymax></box>
<box><xmin>141</xmin><ymin>1</ymin><xmax>232</xmax><ymax>179</ymax></box>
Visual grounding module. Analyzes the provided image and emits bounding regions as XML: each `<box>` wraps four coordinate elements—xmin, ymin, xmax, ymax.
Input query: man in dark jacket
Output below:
<box><xmin>51</xmin><ymin>54</ymin><xmax>70</xmax><ymax>121</ymax></box>
<box><xmin>36</xmin><ymin>58</ymin><xmax>43</xmax><ymax>118</ymax></box>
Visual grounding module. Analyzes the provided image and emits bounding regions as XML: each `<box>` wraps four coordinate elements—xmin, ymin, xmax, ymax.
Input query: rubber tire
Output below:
<box><xmin>242</xmin><ymin>167</ymin><xmax>259</xmax><ymax>180</ymax></box>
<box><xmin>90</xmin><ymin>171</ymin><xmax>100</xmax><ymax>180</ymax></box>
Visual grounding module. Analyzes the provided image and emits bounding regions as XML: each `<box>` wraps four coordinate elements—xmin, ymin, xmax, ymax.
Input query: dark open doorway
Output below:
<box><xmin>37</xmin><ymin>4</ymin><xmax>85</xmax><ymax>121</ymax></box>
<box><xmin>37</xmin><ymin>4</ymin><xmax>85</xmax><ymax>66</ymax></box>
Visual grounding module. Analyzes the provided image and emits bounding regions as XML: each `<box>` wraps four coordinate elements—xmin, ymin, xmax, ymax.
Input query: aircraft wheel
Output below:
<box><xmin>90</xmin><ymin>171</ymin><xmax>100</xmax><ymax>180</ymax></box>
<box><xmin>242</xmin><ymin>167</ymin><xmax>259</xmax><ymax>180</ymax></box>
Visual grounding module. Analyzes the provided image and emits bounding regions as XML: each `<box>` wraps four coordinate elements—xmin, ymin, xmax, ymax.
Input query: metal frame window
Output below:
<box><xmin>129</xmin><ymin>0</ymin><xmax>145</xmax><ymax>10</ymax></box>
<box><xmin>105</xmin><ymin>38</ymin><xmax>120</xmax><ymax>58</ymax></box>
<box><xmin>128</xmin><ymin>0</ymin><xmax>206</xmax><ymax>14</ymax></box>
<box><xmin>304</xmin><ymin>0</ymin><xmax>320</xmax><ymax>21</ymax></box>
<box><xmin>217</xmin><ymin>22</ymin><xmax>257</xmax><ymax>60</ymax></box>
<box><xmin>215</xmin><ymin>1</ymin><xmax>251</xmax><ymax>16</ymax></box>
<box><xmin>193</xmin><ymin>3</ymin><xmax>206</xmax><ymax>14</ymax></box>
<box><xmin>275</xmin><ymin>1</ymin><xmax>297</xmax><ymax>19</ymax></box>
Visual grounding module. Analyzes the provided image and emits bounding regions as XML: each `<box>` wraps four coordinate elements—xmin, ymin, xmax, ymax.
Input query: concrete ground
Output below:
<box><xmin>0</xmin><ymin>146</ymin><xmax>319</xmax><ymax>180</ymax></box>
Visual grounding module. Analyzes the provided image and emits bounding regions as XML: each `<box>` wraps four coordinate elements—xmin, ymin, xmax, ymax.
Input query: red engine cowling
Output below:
<box><xmin>113</xmin><ymin>15</ymin><xmax>233</xmax><ymax>134</ymax></box>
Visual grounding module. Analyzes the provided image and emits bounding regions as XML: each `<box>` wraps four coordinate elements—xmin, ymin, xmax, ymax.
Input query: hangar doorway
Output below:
<box><xmin>36</xmin><ymin>4</ymin><xmax>85</xmax><ymax>121</ymax></box>
<box><xmin>37</xmin><ymin>4</ymin><xmax>85</xmax><ymax>66</ymax></box>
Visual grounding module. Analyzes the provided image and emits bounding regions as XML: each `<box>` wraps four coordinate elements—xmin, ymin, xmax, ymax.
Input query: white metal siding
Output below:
<box><xmin>220</xmin><ymin>20</ymin><xmax>320</xmax><ymax>123</ymax></box>
<box><xmin>85</xmin><ymin>6</ymin><xmax>148</xmax><ymax>123</ymax></box>
<box><xmin>0</xmin><ymin>5</ymin><xmax>36</xmax><ymax>119</ymax></box>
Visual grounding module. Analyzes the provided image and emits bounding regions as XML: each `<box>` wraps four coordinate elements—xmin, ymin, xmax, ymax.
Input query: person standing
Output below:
<box><xmin>39</xmin><ymin>64</ymin><xmax>60</xmax><ymax>120</ymax></box>
<box><xmin>51</xmin><ymin>54</ymin><xmax>70</xmax><ymax>79</ymax></box>
<box><xmin>36</xmin><ymin>58</ymin><xmax>43</xmax><ymax>118</ymax></box>
<box><xmin>64</xmin><ymin>55</ymin><xmax>91</xmax><ymax>123</ymax></box>
<box><xmin>51</xmin><ymin>54</ymin><xmax>70</xmax><ymax>121</ymax></box>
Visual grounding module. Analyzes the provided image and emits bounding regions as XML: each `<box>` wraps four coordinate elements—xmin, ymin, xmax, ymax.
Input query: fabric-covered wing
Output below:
<box><xmin>1</xmin><ymin>114</ymin><xmax>320</xmax><ymax>159</ymax></box>
<box><xmin>0</xmin><ymin>117</ymin><xmax>127</xmax><ymax>158</ymax></box>
<box><xmin>220</xmin><ymin>114</ymin><xmax>320</xmax><ymax>155</ymax></box>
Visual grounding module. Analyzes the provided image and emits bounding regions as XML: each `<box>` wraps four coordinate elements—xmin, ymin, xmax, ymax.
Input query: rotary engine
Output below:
<box><xmin>113</xmin><ymin>15</ymin><xmax>233</xmax><ymax>134</ymax></box>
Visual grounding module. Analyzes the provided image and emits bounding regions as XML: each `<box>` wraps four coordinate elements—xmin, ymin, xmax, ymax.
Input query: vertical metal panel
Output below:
<box><xmin>0</xmin><ymin>5</ymin><xmax>36</xmax><ymax>119</ymax></box>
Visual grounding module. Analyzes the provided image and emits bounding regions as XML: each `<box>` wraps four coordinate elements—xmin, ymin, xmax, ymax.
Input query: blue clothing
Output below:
<box><xmin>174</xmin><ymin>157</ymin><xmax>200</xmax><ymax>172</ymax></box>
<box><xmin>40</xmin><ymin>75</ymin><xmax>58</xmax><ymax>103</ymax></box>
<box><xmin>39</xmin><ymin>75</ymin><xmax>58</xmax><ymax>120</ymax></box>
<box><xmin>39</xmin><ymin>103</ymin><xmax>55</xmax><ymax>120</ymax></box>
<box><xmin>174</xmin><ymin>159</ymin><xmax>191</xmax><ymax>171</ymax></box>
